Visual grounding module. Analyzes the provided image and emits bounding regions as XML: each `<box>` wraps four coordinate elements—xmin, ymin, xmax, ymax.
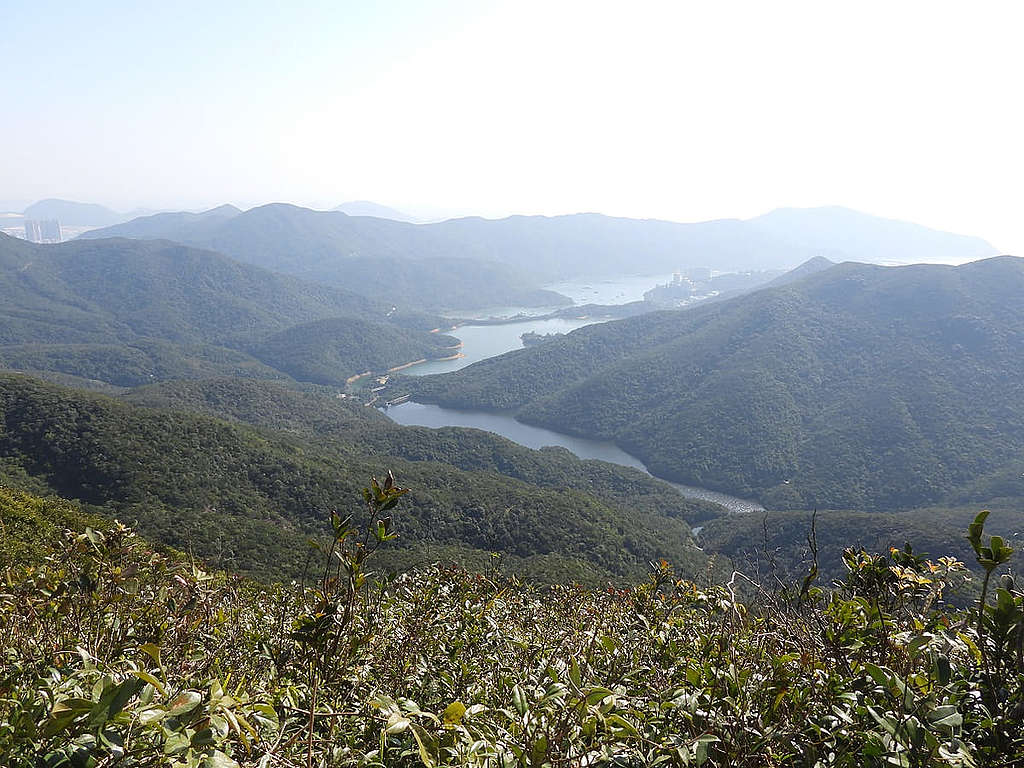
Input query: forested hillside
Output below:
<box><xmin>122</xmin><ymin>377</ymin><xmax>727</xmax><ymax>525</ymax></box>
<box><xmin>410</xmin><ymin>256</ymin><xmax>1024</xmax><ymax>511</ymax></box>
<box><xmin>0</xmin><ymin>373</ymin><xmax>720</xmax><ymax>583</ymax></box>
<box><xmin>0</xmin><ymin>234</ymin><xmax>456</xmax><ymax>386</ymax></box>
<box><xmin>81</xmin><ymin>204</ymin><xmax>570</xmax><ymax>311</ymax></box>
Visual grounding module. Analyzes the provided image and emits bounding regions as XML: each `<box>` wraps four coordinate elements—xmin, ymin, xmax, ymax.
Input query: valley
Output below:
<box><xmin>9</xmin><ymin>8</ymin><xmax>1024</xmax><ymax>764</ymax></box>
<box><xmin>2</xmin><ymin>201</ymin><xmax>1022</xmax><ymax>764</ymax></box>
<box><xmin>2</xmin><ymin>204</ymin><xmax>1021</xmax><ymax>768</ymax></box>
<box><xmin>408</xmin><ymin>256</ymin><xmax>1024</xmax><ymax>513</ymax></box>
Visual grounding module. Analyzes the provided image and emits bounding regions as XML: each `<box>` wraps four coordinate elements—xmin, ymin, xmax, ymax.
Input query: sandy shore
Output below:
<box><xmin>345</xmin><ymin>370</ymin><xmax>373</xmax><ymax>384</ymax></box>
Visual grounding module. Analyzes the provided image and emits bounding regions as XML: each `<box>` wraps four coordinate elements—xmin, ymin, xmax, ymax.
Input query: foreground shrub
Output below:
<box><xmin>1</xmin><ymin>483</ymin><xmax>1022</xmax><ymax>766</ymax></box>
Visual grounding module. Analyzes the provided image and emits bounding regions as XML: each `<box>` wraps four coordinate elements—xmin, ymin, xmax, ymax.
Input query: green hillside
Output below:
<box><xmin>82</xmin><ymin>204</ymin><xmax>570</xmax><ymax>311</ymax></box>
<box><xmin>699</xmin><ymin>502</ymin><xmax>1024</xmax><ymax>590</ymax></box>
<box><xmin>251</xmin><ymin>317</ymin><xmax>457</xmax><ymax>386</ymax></box>
<box><xmin>0</xmin><ymin>234</ymin><xmax>456</xmax><ymax>386</ymax></box>
<box><xmin>0</xmin><ymin>340</ymin><xmax>289</xmax><ymax>388</ymax></box>
<box><xmin>122</xmin><ymin>376</ymin><xmax>726</xmax><ymax>527</ymax></box>
<box><xmin>0</xmin><ymin>233</ymin><xmax>379</xmax><ymax>345</ymax></box>
<box><xmin>410</xmin><ymin>256</ymin><xmax>1024</xmax><ymax>511</ymax></box>
<box><xmin>0</xmin><ymin>373</ymin><xmax>718</xmax><ymax>583</ymax></box>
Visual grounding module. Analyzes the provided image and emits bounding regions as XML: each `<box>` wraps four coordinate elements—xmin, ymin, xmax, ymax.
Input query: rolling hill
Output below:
<box><xmin>409</xmin><ymin>256</ymin><xmax>1024</xmax><ymax>511</ymax></box>
<box><xmin>82</xmin><ymin>204</ymin><xmax>570</xmax><ymax>311</ymax></box>
<box><xmin>0</xmin><ymin>233</ymin><xmax>456</xmax><ymax>386</ymax></box>
<box><xmin>0</xmin><ymin>372</ymin><xmax>721</xmax><ymax>583</ymax></box>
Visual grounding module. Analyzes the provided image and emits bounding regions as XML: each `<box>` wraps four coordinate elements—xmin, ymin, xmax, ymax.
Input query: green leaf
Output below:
<box><xmin>107</xmin><ymin>678</ymin><xmax>145</xmax><ymax>719</ymax></box>
<box><xmin>569</xmin><ymin>658</ymin><xmax>582</xmax><ymax>688</ymax></box>
<box><xmin>409</xmin><ymin>722</ymin><xmax>436</xmax><ymax>768</ymax></box>
<box><xmin>163</xmin><ymin>731</ymin><xmax>190</xmax><ymax>755</ymax></box>
<box><xmin>531</xmin><ymin>735</ymin><xmax>548</xmax><ymax>764</ymax></box>
<box><xmin>511</xmin><ymin>685</ymin><xmax>528</xmax><ymax>716</ymax></box>
<box><xmin>167</xmin><ymin>690</ymin><xmax>202</xmax><ymax>717</ymax></box>
<box><xmin>967</xmin><ymin>510</ymin><xmax>990</xmax><ymax>555</ymax></box>
<box><xmin>927</xmin><ymin>705</ymin><xmax>963</xmax><ymax>730</ymax></box>
<box><xmin>867</xmin><ymin>705</ymin><xmax>898</xmax><ymax>737</ymax></box>
<box><xmin>134</xmin><ymin>670</ymin><xmax>167</xmax><ymax>696</ymax></box>
<box><xmin>203</xmin><ymin>751</ymin><xmax>240</xmax><ymax>768</ymax></box>
<box><xmin>139</xmin><ymin>643</ymin><xmax>162</xmax><ymax>667</ymax></box>
<box><xmin>138</xmin><ymin>706</ymin><xmax>166</xmax><ymax>725</ymax></box>
<box><xmin>385</xmin><ymin>713</ymin><xmax>410</xmax><ymax>734</ymax></box>
<box><xmin>864</xmin><ymin>663</ymin><xmax>890</xmax><ymax>689</ymax></box>
<box><xmin>586</xmin><ymin>687</ymin><xmax>614</xmax><ymax>706</ymax></box>
<box><xmin>605</xmin><ymin>713</ymin><xmax>640</xmax><ymax>738</ymax></box>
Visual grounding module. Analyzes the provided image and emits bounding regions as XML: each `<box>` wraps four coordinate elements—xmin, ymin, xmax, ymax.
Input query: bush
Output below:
<box><xmin>1</xmin><ymin>483</ymin><xmax>1022</xmax><ymax>766</ymax></box>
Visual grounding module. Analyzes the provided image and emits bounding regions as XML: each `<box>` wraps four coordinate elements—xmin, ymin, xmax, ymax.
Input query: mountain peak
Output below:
<box><xmin>333</xmin><ymin>200</ymin><xmax>418</xmax><ymax>223</ymax></box>
<box><xmin>767</xmin><ymin>255</ymin><xmax>837</xmax><ymax>287</ymax></box>
<box><xmin>204</xmin><ymin>203</ymin><xmax>241</xmax><ymax>217</ymax></box>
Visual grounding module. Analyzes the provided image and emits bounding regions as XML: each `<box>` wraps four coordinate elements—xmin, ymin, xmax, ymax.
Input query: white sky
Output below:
<box><xmin>3</xmin><ymin>0</ymin><xmax>1023</xmax><ymax>251</ymax></box>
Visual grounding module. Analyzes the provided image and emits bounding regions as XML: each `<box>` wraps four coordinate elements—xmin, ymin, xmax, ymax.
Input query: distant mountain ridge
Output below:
<box><xmin>22</xmin><ymin>199</ymin><xmax>126</xmax><ymax>227</ymax></box>
<box><xmin>83</xmin><ymin>204</ymin><xmax>998</xmax><ymax>293</ymax></box>
<box><xmin>18</xmin><ymin>199</ymin><xmax>187</xmax><ymax>228</ymax></box>
<box><xmin>410</xmin><ymin>255</ymin><xmax>1024</xmax><ymax>511</ymax></box>
<box><xmin>747</xmin><ymin>206</ymin><xmax>997</xmax><ymax>265</ymax></box>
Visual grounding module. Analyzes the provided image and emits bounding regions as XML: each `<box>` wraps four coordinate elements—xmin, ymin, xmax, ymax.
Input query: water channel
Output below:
<box><xmin>384</xmin><ymin>401</ymin><xmax>764</xmax><ymax>515</ymax></box>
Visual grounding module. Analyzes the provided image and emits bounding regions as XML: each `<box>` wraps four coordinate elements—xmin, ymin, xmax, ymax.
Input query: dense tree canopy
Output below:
<box><xmin>0</xmin><ymin>373</ymin><xmax>719</xmax><ymax>583</ymax></box>
<box><xmin>411</xmin><ymin>257</ymin><xmax>1024</xmax><ymax>511</ymax></box>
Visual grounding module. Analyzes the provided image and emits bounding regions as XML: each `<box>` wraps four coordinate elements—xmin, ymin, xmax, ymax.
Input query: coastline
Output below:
<box><xmin>345</xmin><ymin>370</ymin><xmax>373</xmax><ymax>384</ymax></box>
<box><xmin>382</xmin><ymin>399</ymin><xmax>764</xmax><ymax>516</ymax></box>
<box><xmin>387</xmin><ymin>359</ymin><xmax>427</xmax><ymax>372</ymax></box>
<box><xmin>387</xmin><ymin>347</ymin><xmax>466</xmax><ymax>373</ymax></box>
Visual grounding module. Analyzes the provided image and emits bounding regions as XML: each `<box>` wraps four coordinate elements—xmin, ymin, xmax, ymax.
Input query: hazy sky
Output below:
<box><xmin>4</xmin><ymin>0</ymin><xmax>1023</xmax><ymax>251</ymax></box>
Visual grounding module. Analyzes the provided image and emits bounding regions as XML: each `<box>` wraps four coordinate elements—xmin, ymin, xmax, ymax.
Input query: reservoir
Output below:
<box><xmin>405</xmin><ymin>317</ymin><xmax>602</xmax><ymax>376</ymax></box>
<box><xmin>405</xmin><ymin>272</ymin><xmax>677</xmax><ymax>376</ymax></box>
<box><xmin>384</xmin><ymin>400</ymin><xmax>764</xmax><ymax>515</ymax></box>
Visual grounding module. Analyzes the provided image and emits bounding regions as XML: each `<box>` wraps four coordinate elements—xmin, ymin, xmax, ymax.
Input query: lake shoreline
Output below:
<box><xmin>382</xmin><ymin>399</ymin><xmax>764</xmax><ymax>515</ymax></box>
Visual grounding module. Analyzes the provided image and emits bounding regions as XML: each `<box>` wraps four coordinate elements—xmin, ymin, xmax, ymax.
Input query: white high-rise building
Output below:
<box><xmin>24</xmin><ymin>219</ymin><xmax>62</xmax><ymax>243</ymax></box>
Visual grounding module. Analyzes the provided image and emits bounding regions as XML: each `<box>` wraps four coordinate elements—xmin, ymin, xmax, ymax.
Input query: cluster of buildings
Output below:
<box><xmin>24</xmin><ymin>219</ymin><xmax>63</xmax><ymax>243</ymax></box>
<box><xmin>0</xmin><ymin>213</ymin><xmax>66</xmax><ymax>243</ymax></box>
<box><xmin>643</xmin><ymin>267</ymin><xmax>718</xmax><ymax>308</ymax></box>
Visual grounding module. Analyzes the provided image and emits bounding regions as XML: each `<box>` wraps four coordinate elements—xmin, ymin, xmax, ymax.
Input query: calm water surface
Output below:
<box><xmin>449</xmin><ymin>272</ymin><xmax>675</xmax><ymax>321</ymax></box>
<box><xmin>384</xmin><ymin>401</ymin><xmax>763</xmax><ymax>515</ymax></box>
<box><xmin>544</xmin><ymin>273</ymin><xmax>675</xmax><ymax>306</ymax></box>
<box><xmin>406</xmin><ymin>273</ymin><xmax>678</xmax><ymax>376</ymax></box>
<box><xmin>406</xmin><ymin>317</ymin><xmax>602</xmax><ymax>376</ymax></box>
